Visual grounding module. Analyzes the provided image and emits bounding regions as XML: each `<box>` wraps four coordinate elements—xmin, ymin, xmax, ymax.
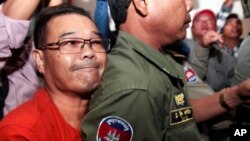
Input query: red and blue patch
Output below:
<box><xmin>97</xmin><ymin>116</ymin><xmax>133</xmax><ymax>141</ymax></box>
<box><xmin>185</xmin><ymin>68</ymin><xmax>197</xmax><ymax>83</ymax></box>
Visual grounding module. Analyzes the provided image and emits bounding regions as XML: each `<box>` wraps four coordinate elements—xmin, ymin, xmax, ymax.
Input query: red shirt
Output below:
<box><xmin>0</xmin><ymin>88</ymin><xmax>83</xmax><ymax>141</ymax></box>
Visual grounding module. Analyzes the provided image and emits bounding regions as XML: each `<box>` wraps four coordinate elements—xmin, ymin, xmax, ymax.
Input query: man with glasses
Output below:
<box><xmin>0</xmin><ymin>4</ymin><xmax>107</xmax><ymax>140</ymax></box>
<box><xmin>44</xmin><ymin>34</ymin><xmax>110</xmax><ymax>54</ymax></box>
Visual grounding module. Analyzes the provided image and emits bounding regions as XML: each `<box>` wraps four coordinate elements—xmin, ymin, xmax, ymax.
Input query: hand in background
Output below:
<box><xmin>224</xmin><ymin>0</ymin><xmax>234</xmax><ymax>7</ymax></box>
<box><xmin>198</xmin><ymin>30</ymin><xmax>224</xmax><ymax>48</ymax></box>
<box><xmin>2</xmin><ymin>0</ymin><xmax>63</xmax><ymax>20</ymax></box>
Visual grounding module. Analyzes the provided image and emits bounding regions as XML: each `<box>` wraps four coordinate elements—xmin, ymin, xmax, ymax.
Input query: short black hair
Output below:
<box><xmin>225</xmin><ymin>13</ymin><xmax>242</xmax><ymax>25</ymax></box>
<box><xmin>33</xmin><ymin>4</ymin><xmax>92</xmax><ymax>49</ymax></box>
<box><xmin>226</xmin><ymin>13</ymin><xmax>240</xmax><ymax>21</ymax></box>
<box><xmin>221</xmin><ymin>13</ymin><xmax>242</xmax><ymax>33</ymax></box>
<box><xmin>107</xmin><ymin>0</ymin><xmax>132</xmax><ymax>28</ymax></box>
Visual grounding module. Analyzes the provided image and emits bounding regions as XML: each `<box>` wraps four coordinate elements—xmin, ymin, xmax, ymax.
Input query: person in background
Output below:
<box><xmin>180</xmin><ymin>1</ymin><xmax>242</xmax><ymax>140</ymax></box>
<box><xmin>216</xmin><ymin>0</ymin><xmax>234</xmax><ymax>33</ymax></box>
<box><xmin>231</xmin><ymin>0</ymin><xmax>250</xmax><ymax>133</ymax></box>
<box><xmin>0</xmin><ymin>4</ymin><xmax>107</xmax><ymax>140</ymax></box>
<box><xmin>232</xmin><ymin>33</ymin><xmax>250</xmax><ymax>129</ymax></box>
<box><xmin>221</xmin><ymin>13</ymin><xmax>243</xmax><ymax>58</ymax></box>
<box><xmin>188</xmin><ymin>9</ymin><xmax>238</xmax><ymax>141</ymax></box>
<box><xmin>82</xmin><ymin>0</ymin><xmax>250</xmax><ymax>140</ymax></box>
<box><xmin>0</xmin><ymin>0</ymin><xmax>63</xmax><ymax>118</ymax></box>
<box><xmin>168</xmin><ymin>40</ymin><xmax>236</xmax><ymax>141</ymax></box>
<box><xmin>190</xmin><ymin>9</ymin><xmax>236</xmax><ymax>92</ymax></box>
<box><xmin>186</xmin><ymin>0</ymin><xmax>234</xmax><ymax>62</ymax></box>
<box><xmin>241</xmin><ymin>0</ymin><xmax>250</xmax><ymax>18</ymax></box>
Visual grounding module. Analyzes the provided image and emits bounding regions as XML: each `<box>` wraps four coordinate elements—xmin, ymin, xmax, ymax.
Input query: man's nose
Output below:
<box><xmin>201</xmin><ymin>21</ymin><xmax>208</xmax><ymax>26</ymax></box>
<box><xmin>79</xmin><ymin>43</ymin><xmax>96</xmax><ymax>59</ymax></box>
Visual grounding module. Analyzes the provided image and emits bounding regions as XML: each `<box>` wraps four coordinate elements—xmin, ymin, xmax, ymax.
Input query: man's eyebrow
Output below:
<box><xmin>58</xmin><ymin>32</ymin><xmax>76</xmax><ymax>38</ymax></box>
<box><xmin>92</xmin><ymin>31</ymin><xmax>101</xmax><ymax>37</ymax></box>
<box><xmin>58</xmin><ymin>31</ymin><xmax>102</xmax><ymax>38</ymax></box>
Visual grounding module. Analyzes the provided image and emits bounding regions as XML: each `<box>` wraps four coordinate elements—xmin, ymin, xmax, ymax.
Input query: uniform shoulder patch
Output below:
<box><xmin>97</xmin><ymin>116</ymin><xmax>133</xmax><ymax>141</ymax></box>
<box><xmin>184</xmin><ymin>64</ymin><xmax>198</xmax><ymax>83</ymax></box>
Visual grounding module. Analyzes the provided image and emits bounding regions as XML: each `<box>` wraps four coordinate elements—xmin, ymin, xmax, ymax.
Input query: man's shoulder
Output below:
<box><xmin>0</xmin><ymin>90</ymin><xmax>50</xmax><ymax>130</ymax></box>
<box><xmin>239</xmin><ymin>36</ymin><xmax>250</xmax><ymax>51</ymax></box>
<box><xmin>102</xmin><ymin>60</ymin><xmax>150</xmax><ymax>96</ymax></box>
<box><xmin>0</xmin><ymin>99</ymin><xmax>39</xmax><ymax>130</ymax></box>
<box><xmin>93</xmin><ymin>50</ymin><xmax>151</xmax><ymax>102</ymax></box>
<box><xmin>106</xmin><ymin>48</ymin><xmax>150</xmax><ymax>87</ymax></box>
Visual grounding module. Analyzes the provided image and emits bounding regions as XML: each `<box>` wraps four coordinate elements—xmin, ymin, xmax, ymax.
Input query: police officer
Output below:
<box><xmin>82</xmin><ymin>0</ymin><xmax>250</xmax><ymax>140</ymax></box>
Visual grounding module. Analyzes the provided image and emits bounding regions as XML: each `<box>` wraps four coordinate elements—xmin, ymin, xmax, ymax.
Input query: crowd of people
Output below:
<box><xmin>0</xmin><ymin>0</ymin><xmax>250</xmax><ymax>141</ymax></box>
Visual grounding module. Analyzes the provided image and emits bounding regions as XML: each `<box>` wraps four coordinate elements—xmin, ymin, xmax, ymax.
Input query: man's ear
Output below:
<box><xmin>132</xmin><ymin>0</ymin><xmax>148</xmax><ymax>16</ymax></box>
<box><xmin>33</xmin><ymin>49</ymin><xmax>45</xmax><ymax>74</ymax></box>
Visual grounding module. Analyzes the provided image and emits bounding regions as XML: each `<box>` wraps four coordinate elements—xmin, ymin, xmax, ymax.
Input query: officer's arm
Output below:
<box><xmin>82</xmin><ymin>89</ymin><xmax>162</xmax><ymax>141</ymax></box>
<box><xmin>190</xmin><ymin>78</ymin><xmax>250</xmax><ymax>122</ymax></box>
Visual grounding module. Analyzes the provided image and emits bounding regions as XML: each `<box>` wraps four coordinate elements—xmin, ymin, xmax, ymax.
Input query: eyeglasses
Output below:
<box><xmin>42</xmin><ymin>37</ymin><xmax>110</xmax><ymax>54</ymax></box>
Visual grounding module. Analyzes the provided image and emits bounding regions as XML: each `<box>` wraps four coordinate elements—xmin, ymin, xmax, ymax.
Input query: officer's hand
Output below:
<box><xmin>236</xmin><ymin>79</ymin><xmax>250</xmax><ymax>103</ymax></box>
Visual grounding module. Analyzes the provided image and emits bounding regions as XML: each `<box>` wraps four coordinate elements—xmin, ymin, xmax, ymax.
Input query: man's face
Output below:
<box><xmin>192</xmin><ymin>13</ymin><xmax>216</xmax><ymax>39</ymax></box>
<box><xmin>222</xmin><ymin>18</ymin><xmax>242</xmax><ymax>39</ymax></box>
<box><xmin>145</xmin><ymin>0</ymin><xmax>192</xmax><ymax>45</ymax></box>
<box><xmin>38</xmin><ymin>14</ymin><xmax>107</xmax><ymax>95</ymax></box>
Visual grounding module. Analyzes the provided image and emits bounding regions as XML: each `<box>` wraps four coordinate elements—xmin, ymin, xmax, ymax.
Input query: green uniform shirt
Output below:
<box><xmin>82</xmin><ymin>31</ymin><xmax>201</xmax><ymax>141</ymax></box>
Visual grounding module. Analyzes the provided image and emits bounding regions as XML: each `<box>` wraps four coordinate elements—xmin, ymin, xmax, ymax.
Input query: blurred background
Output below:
<box><xmin>65</xmin><ymin>0</ymin><xmax>250</xmax><ymax>38</ymax></box>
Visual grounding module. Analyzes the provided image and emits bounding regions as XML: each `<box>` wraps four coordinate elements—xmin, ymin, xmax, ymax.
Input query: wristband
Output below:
<box><xmin>219</xmin><ymin>89</ymin><xmax>232</xmax><ymax>111</ymax></box>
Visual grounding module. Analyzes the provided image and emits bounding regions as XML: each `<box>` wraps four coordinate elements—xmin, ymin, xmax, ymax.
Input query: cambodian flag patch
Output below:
<box><xmin>185</xmin><ymin>68</ymin><xmax>197</xmax><ymax>83</ymax></box>
<box><xmin>97</xmin><ymin>116</ymin><xmax>133</xmax><ymax>141</ymax></box>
